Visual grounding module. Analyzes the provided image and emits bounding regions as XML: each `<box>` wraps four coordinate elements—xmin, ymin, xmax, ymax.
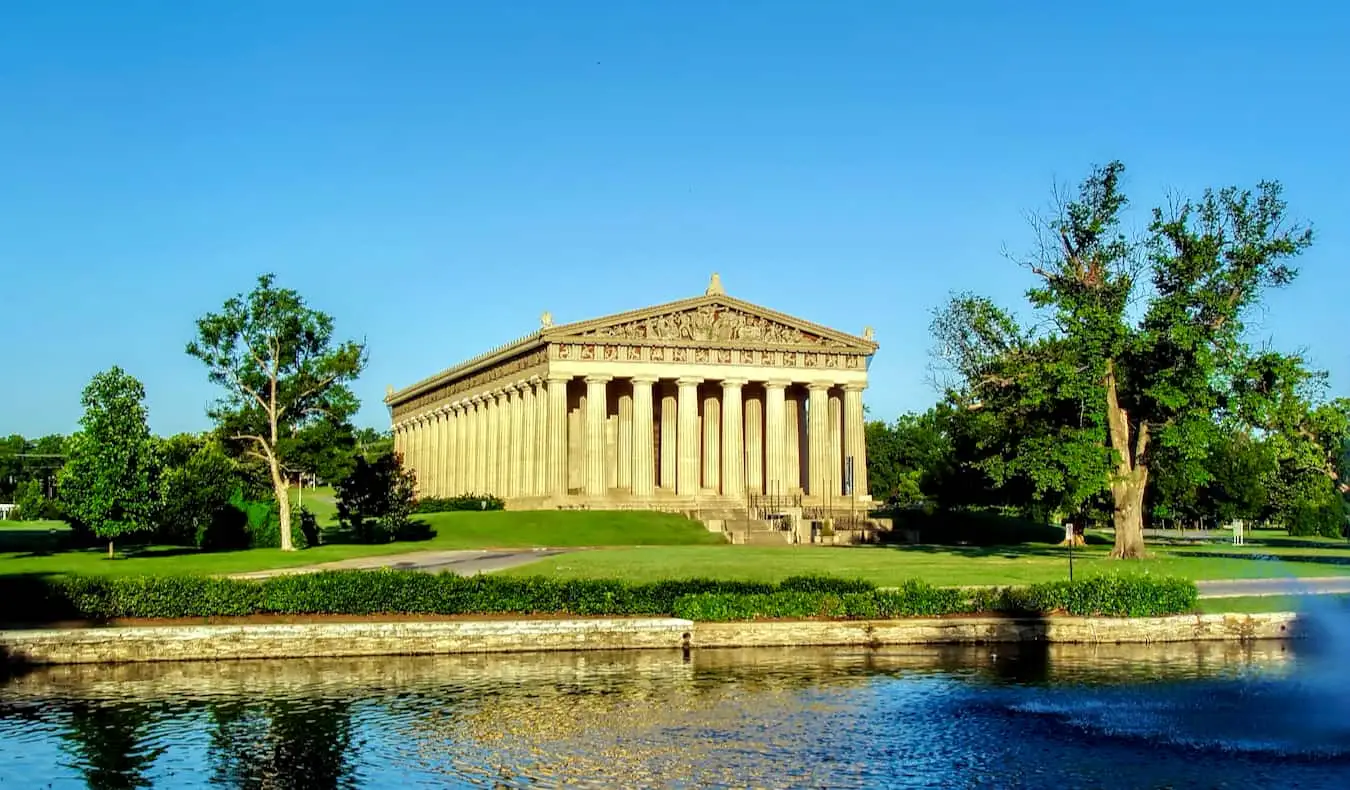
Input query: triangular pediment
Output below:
<box><xmin>545</xmin><ymin>295</ymin><xmax>877</xmax><ymax>352</ymax></box>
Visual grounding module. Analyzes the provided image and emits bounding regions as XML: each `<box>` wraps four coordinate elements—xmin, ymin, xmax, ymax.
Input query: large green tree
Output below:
<box><xmin>58</xmin><ymin>367</ymin><xmax>160</xmax><ymax>557</ymax></box>
<box><xmin>187</xmin><ymin>274</ymin><xmax>366</xmax><ymax>550</ymax></box>
<box><xmin>934</xmin><ymin>162</ymin><xmax>1314</xmax><ymax>557</ymax></box>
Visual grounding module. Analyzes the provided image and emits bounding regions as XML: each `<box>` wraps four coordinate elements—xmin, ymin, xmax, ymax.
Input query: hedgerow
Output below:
<box><xmin>0</xmin><ymin>572</ymin><xmax>1196</xmax><ymax>623</ymax></box>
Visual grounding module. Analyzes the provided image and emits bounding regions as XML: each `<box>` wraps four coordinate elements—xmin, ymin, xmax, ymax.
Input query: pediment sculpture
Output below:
<box><xmin>580</xmin><ymin>305</ymin><xmax>848</xmax><ymax>347</ymax></box>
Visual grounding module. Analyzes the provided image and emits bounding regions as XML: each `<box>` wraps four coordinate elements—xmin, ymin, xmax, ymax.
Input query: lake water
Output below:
<box><xmin>1</xmin><ymin>640</ymin><xmax>1347</xmax><ymax>788</ymax></box>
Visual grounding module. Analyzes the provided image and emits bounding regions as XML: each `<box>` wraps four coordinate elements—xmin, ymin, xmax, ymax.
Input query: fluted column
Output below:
<box><xmin>631</xmin><ymin>376</ymin><xmax>656</xmax><ymax>497</ymax></box>
<box><xmin>744</xmin><ymin>391</ymin><xmax>764</xmax><ymax>495</ymax></box>
<box><xmin>511</xmin><ymin>384</ymin><xmax>526</xmax><ymax>498</ymax></box>
<box><xmin>393</xmin><ymin>423</ymin><xmax>404</xmax><ymax>464</ymax></box>
<box><xmin>807</xmin><ymin>382</ymin><xmax>830</xmax><ymax>498</ymax></box>
<box><xmin>490</xmin><ymin>390</ymin><xmax>507</xmax><ymax>496</ymax></box>
<box><xmin>521</xmin><ymin>381</ymin><xmax>537</xmax><ymax>497</ymax></box>
<box><xmin>534</xmin><ymin>378</ymin><xmax>549</xmax><ymax>496</ymax></box>
<box><xmin>829</xmin><ymin>390</ymin><xmax>843</xmax><ymax>497</ymax></box>
<box><xmin>438</xmin><ymin>408</ymin><xmax>452</xmax><ymax>496</ymax></box>
<box><xmin>701</xmin><ymin>388</ymin><xmax>720</xmax><ymax>491</ymax></box>
<box><xmin>843</xmin><ymin>383</ymin><xmax>868</xmax><ymax>498</ymax></box>
<box><xmin>617</xmin><ymin>385</ymin><xmax>633</xmax><ymax>491</ymax></box>
<box><xmin>584</xmin><ymin>376</ymin><xmax>611</xmax><ymax>497</ymax></box>
<box><xmin>443</xmin><ymin>407</ymin><xmax>457</xmax><ymax>496</ymax></box>
<box><xmin>721</xmin><ymin>379</ymin><xmax>746</xmax><ymax>499</ymax></box>
<box><xmin>479</xmin><ymin>393</ymin><xmax>495</xmax><ymax>494</ymax></box>
<box><xmin>409</xmin><ymin>417</ymin><xmax>423</xmax><ymax>494</ymax></box>
<box><xmin>764</xmin><ymin>381</ymin><xmax>788</xmax><ymax>497</ymax></box>
<box><xmin>785</xmin><ymin>390</ymin><xmax>803</xmax><ymax>492</ymax></box>
<box><xmin>472</xmin><ymin>397</ymin><xmax>487</xmax><ymax>493</ymax></box>
<box><xmin>676</xmin><ymin>377</ymin><xmax>703</xmax><ymax>495</ymax></box>
<box><xmin>446</xmin><ymin>404</ymin><xmax>461</xmax><ymax>495</ymax></box>
<box><xmin>455</xmin><ymin>403</ymin><xmax>469</xmax><ymax>495</ymax></box>
<box><xmin>547</xmin><ymin>375</ymin><xmax>570</xmax><ymax>497</ymax></box>
<box><xmin>659</xmin><ymin>382</ymin><xmax>677</xmax><ymax>489</ymax></box>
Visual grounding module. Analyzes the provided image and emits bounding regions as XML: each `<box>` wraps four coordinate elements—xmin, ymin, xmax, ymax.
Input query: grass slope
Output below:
<box><xmin>0</xmin><ymin>510</ymin><xmax>723</xmax><ymax>578</ymax></box>
<box><xmin>501</xmin><ymin>543</ymin><xmax>1350</xmax><ymax>587</ymax></box>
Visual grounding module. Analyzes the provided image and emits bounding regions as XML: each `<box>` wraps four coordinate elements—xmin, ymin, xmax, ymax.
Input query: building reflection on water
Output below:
<box><xmin>0</xmin><ymin>641</ymin><xmax>1300</xmax><ymax>789</ymax></box>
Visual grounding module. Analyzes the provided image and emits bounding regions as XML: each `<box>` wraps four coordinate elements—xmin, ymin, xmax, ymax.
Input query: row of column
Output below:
<box><xmin>393</xmin><ymin>375</ymin><xmax>549</xmax><ymax>499</ymax></box>
<box><xmin>393</xmin><ymin>375</ymin><xmax>869</xmax><ymax>502</ymax></box>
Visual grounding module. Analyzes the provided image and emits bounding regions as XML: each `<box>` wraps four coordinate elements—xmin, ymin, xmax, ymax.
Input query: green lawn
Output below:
<box><xmin>0</xmin><ymin>510</ymin><xmax>724</xmax><ymax>578</ymax></box>
<box><xmin>500</xmin><ymin>543</ymin><xmax>1350</xmax><ymax>587</ymax></box>
<box><xmin>1197</xmin><ymin>594</ymin><xmax>1350</xmax><ymax>615</ymax></box>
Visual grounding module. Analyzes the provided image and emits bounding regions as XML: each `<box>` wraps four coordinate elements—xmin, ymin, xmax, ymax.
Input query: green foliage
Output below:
<box><xmin>187</xmin><ymin>273</ymin><xmax>368</xmax><ymax>552</ymax></box>
<box><xmin>156</xmin><ymin>436</ymin><xmax>239</xmax><ymax>545</ymax></box>
<box><xmin>681</xmin><ymin>575</ymin><xmax>1196</xmax><ymax>621</ymax></box>
<box><xmin>414</xmin><ymin>494</ymin><xmax>506</xmax><ymax>513</ymax></box>
<box><xmin>1285</xmin><ymin>481</ymin><xmax>1347</xmax><ymax>538</ymax></box>
<box><xmin>334</xmin><ymin>452</ymin><xmax>419</xmax><ymax>544</ymax></box>
<box><xmin>57</xmin><ymin>368</ymin><xmax>161</xmax><ymax>552</ymax></box>
<box><xmin>12</xmin><ymin>479</ymin><xmax>59</xmax><ymax>521</ymax></box>
<box><xmin>0</xmin><ymin>434</ymin><xmax>67</xmax><ymax>502</ymax></box>
<box><xmin>971</xmin><ymin>574</ymin><xmax>1199</xmax><ymax>617</ymax></box>
<box><xmin>295</xmin><ymin>507</ymin><xmax>322</xmax><ymax>547</ymax></box>
<box><xmin>932</xmin><ymin>162</ymin><xmax>1317</xmax><ymax>557</ymax></box>
<box><xmin>232</xmin><ymin>492</ymin><xmax>311</xmax><ymax>550</ymax></box>
<box><xmin>0</xmin><ymin>572</ymin><xmax>1196</xmax><ymax>623</ymax></box>
<box><xmin>881</xmin><ymin>508</ymin><xmax>1061</xmax><ymax>545</ymax></box>
<box><xmin>283</xmin><ymin>418</ymin><xmax>361</xmax><ymax>484</ymax></box>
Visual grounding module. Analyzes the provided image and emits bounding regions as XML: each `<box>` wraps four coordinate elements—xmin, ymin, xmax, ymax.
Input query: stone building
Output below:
<box><xmin>386</xmin><ymin>275</ymin><xmax>877</xmax><ymax>511</ymax></box>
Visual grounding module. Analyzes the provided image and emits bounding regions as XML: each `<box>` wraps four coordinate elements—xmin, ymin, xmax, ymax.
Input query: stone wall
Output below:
<box><xmin>0</xmin><ymin>613</ymin><xmax>1300</xmax><ymax>665</ymax></box>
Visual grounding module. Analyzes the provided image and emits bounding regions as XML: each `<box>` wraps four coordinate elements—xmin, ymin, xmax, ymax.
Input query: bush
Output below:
<box><xmin>881</xmin><ymin>508</ymin><xmax>1062</xmax><ymax>545</ymax></box>
<box><xmin>12</xmin><ymin>480</ymin><xmax>49</xmax><ymax>522</ymax></box>
<box><xmin>414</xmin><ymin>494</ymin><xmax>505</xmax><ymax>513</ymax></box>
<box><xmin>232</xmin><ymin>492</ymin><xmax>311</xmax><ymax>550</ymax></box>
<box><xmin>0</xmin><ymin>572</ymin><xmax>1197</xmax><ymax>624</ymax></box>
<box><xmin>972</xmin><ymin>574</ymin><xmax>1199</xmax><ymax>617</ymax></box>
<box><xmin>1286</xmin><ymin>494</ymin><xmax>1346</xmax><ymax>539</ymax></box>
<box><xmin>335</xmin><ymin>453</ymin><xmax>417</xmax><ymax>543</ymax></box>
<box><xmin>195</xmin><ymin>504</ymin><xmax>251</xmax><ymax>551</ymax></box>
<box><xmin>296</xmin><ymin>507</ymin><xmax>322</xmax><ymax>547</ymax></box>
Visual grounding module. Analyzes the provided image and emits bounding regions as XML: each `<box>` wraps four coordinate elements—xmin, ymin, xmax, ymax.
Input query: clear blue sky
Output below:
<box><xmin>2</xmin><ymin>0</ymin><xmax>1346</xmax><ymax>437</ymax></box>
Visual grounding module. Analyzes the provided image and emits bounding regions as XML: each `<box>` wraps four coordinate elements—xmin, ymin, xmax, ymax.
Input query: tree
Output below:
<box><xmin>187</xmin><ymin>274</ymin><xmax>367</xmax><ymax>551</ymax></box>
<box><xmin>57</xmin><ymin>367</ymin><xmax>160</xmax><ymax>558</ymax></box>
<box><xmin>157</xmin><ymin>435</ymin><xmax>240</xmax><ymax>546</ymax></box>
<box><xmin>334</xmin><ymin>452</ymin><xmax>418</xmax><ymax>544</ymax></box>
<box><xmin>933</xmin><ymin>162</ymin><xmax>1313</xmax><ymax>557</ymax></box>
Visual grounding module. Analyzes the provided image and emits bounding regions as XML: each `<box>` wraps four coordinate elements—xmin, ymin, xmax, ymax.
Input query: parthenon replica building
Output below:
<box><xmin>386</xmin><ymin>274</ymin><xmax>877</xmax><ymax>510</ymax></box>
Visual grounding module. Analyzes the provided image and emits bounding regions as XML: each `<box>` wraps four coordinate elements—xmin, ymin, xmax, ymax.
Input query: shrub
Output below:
<box><xmin>335</xmin><ymin>453</ymin><xmax>417</xmax><ymax>543</ymax></box>
<box><xmin>195</xmin><ymin>504</ymin><xmax>251</xmax><ymax>551</ymax></box>
<box><xmin>414</xmin><ymin>494</ymin><xmax>505</xmax><ymax>513</ymax></box>
<box><xmin>881</xmin><ymin>508</ymin><xmax>1062</xmax><ymax>546</ymax></box>
<box><xmin>233</xmin><ymin>492</ymin><xmax>310</xmax><ymax>550</ymax></box>
<box><xmin>12</xmin><ymin>480</ymin><xmax>48</xmax><ymax>522</ymax></box>
<box><xmin>1286</xmin><ymin>494</ymin><xmax>1346</xmax><ymax>539</ymax></box>
<box><xmin>296</xmin><ymin>507</ymin><xmax>322</xmax><ymax>547</ymax></box>
<box><xmin>0</xmin><ymin>572</ymin><xmax>1198</xmax><ymax>624</ymax></box>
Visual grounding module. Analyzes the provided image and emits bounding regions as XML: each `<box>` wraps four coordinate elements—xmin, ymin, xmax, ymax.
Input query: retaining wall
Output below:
<box><xmin>0</xmin><ymin>613</ymin><xmax>1299</xmax><ymax>665</ymax></box>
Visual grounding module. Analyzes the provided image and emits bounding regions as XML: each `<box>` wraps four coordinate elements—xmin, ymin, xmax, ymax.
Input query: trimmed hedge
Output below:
<box><xmin>0</xmin><ymin>572</ymin><xmax>1197</xmax><ymax>623</ymax></box>
<box><xmin>415</xmin><ymin>495</ymin><xmax>505</xmax><ymax>513</ymax></box>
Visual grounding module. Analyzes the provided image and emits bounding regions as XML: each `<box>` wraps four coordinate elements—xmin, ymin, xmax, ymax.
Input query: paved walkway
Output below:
<box><xmin>231</xmin><ymin>548</ymin><xmax>570</xmax><ymax>580</ymax></box>
<box><xmin>1195</xmin><ymin>576</ymin><xmax>1350</xmax><ymax>598</ymax></box>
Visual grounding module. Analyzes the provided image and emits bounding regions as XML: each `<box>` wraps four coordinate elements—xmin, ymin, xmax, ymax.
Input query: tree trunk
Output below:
<box><xmin>267</xmin><ymin>453</ymin><xmax>294</xmax><ymax>552</ymax></box>
<box><xmin>107</xmin><ymin>539</ymin><xmax>114</xmax><ymax>560</ymax></box>
<box><xmin>1104</xmin><ymin>360</ymin><xmax>1150</xmax><ymax>559</ymax></box>
<box><xmin>1110</xmin><ymin>470</ymin><xmax>1148</xmax><ymax>558</ymax></box>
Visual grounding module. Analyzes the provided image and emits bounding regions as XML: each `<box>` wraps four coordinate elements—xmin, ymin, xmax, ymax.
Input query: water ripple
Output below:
<box><xmin>0</xmin><ymin>641</ymin><xmax>1343</xmax><ymax>788</ymax></box>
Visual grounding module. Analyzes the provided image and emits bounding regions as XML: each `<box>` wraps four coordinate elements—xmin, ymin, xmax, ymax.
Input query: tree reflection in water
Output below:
<box><xmin>208</xmin><ymin>699</ymin><xmax>356</xmax><ymax>790</ymax></box>
<box><xmin>60</xmin><ymin>701</ymin><xmax>163</xmax><ymax>790</ymax></box>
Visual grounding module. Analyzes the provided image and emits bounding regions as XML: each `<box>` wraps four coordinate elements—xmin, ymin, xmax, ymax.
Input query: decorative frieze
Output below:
<box><xmin>393</xmin><ymin>348</ymin><xmax>548</xmax><ymax>419</ymax></box>
<box><xmin>548</xmin><ymin>342</ymin><xmax>865</xmax><ymax>372</ymax></box>
<box><xmin>578</xmin><ymin>303</ymin><xmax>848</xmax><ymax>347</ymax></box>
